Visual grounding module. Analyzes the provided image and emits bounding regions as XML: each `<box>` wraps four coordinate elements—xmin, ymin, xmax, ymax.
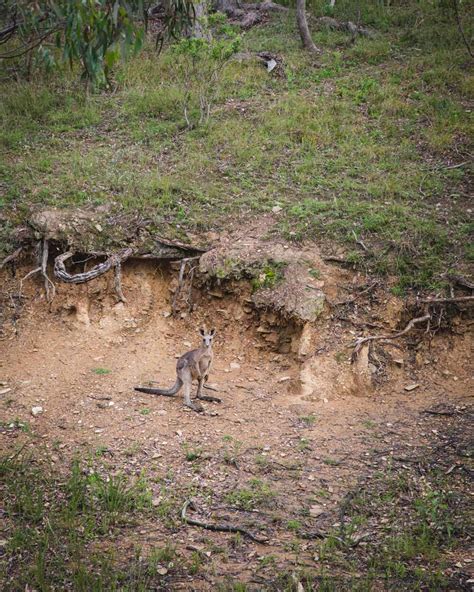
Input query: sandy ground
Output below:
<box><xmin>1</xmin><ymin>258</ymin><xmax>472</xmax><ymax>588</ymax></box>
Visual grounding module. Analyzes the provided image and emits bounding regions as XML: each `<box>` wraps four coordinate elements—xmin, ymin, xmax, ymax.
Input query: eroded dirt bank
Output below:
<box><xmin>1</xmin><ymin>244</ymin><xmax>472</xmax><ymax>590</ymax></box>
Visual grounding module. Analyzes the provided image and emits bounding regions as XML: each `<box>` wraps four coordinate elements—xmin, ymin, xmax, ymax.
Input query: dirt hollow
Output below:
<box><xmin>1</xmin><ymin>257</ymin><xmax>472</xmax><ymax>589</ymax></box>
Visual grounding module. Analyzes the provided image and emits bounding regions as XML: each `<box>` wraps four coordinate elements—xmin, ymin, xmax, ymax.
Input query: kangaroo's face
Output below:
<box><xmin>200</xmin><ymin>328</ymin><xmax>215</xmax><ymax>347</ymax></box>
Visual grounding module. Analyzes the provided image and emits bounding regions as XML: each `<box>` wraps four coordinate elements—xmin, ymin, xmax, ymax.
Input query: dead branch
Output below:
<box><xmin>352</xmin><ymin>230</ymin><xmax>369</xmax><ymax>252</ymax></box>
<box><xmin>316</xmin><ymin>16</ymin><xmax>374</xmax><ymax>38</ymax></box>
<box><xmin>54</xmin><ymin>248</ymin><xmax>133</xmax><ymax>284</ymax></box>
<box><xmin>352</xmin><ymin>313</ymin><xmax>431</xmax><ymax>361</ymax></box>
<box><xmin>0</xmin><ymin>246</ymin><xmax>22</xmax><ymax>270</ymax></box>
<box><xmin>181</xmin><ymin>500</ymin><xmax>268</xmax><ymax>543</ymax></box>
<box><xmin>419</xmin><ymin>295</ymin><xmax>474</xmax><ymax>304</ymax></box>
<box><xmin>445</xmin><ymin>273</ymin><xmax>474</xmax><ymax>291</ymax></box>
<box><xmin>334</xmin><ymin>281</ymin><xmax>378</xmax><ymax>306</ymax></box>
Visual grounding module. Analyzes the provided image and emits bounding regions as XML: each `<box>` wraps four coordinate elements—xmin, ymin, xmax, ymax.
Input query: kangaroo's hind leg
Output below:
<box><xmin>196</xmin><ymin>376</ymin><xmax>222</xmax><ymax>403</ymax></box>
<box><xmin>182</xmin><ymin>367</ymin><xmax>204</xmax><ymax>412</ymax></box>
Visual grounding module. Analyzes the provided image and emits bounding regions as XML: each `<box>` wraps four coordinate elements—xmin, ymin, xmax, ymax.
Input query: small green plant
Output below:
<box><xmin>362</xmin><ymin>419</ymin><xmax>377</xmax><ymax>429</ymax></box>
<box><xmin>286</xmin><ymin>519</ymin><xmax>302</xmax><ymax>532</ymax></box>
<box><xmin>323</xmin><ymin>457</ymin><xmax>340</xmax><ymax>466</ymax></box>
<box><xmin>308</xmin><ymin>268</ymin><xmax>321</xmax><ymax>279</ymax></box>
<box><xmin>251</xmin><ymin>261</ymin><xmax>286</xmax><ymax>291</ymax></box>
<box><xmin>299</xmin><ymin>414</ymin><xmax>317</xmax><ymax>426</ymax></box>
<box><xmin>95</xmin><ymin>445</ymin><xmax>109</xmax><ymax>457</ymax></box>
<box><xmin>259</xmin><ymin>554</ymin><xmax>277</xmax><ymax>568</ymax></box>
<box><xmin>92</xmin><ymin>367</ymin><xmax>111</xmax><ymax>375</ymax></box>
<box><xmin>225</xmin><ymin>478</ymin><xmax>275</xmax><ymax>510</ymax></box>
<box><xmin>222</xmin><ymin>436</ymin><xmax>242</xmax><ymax>466</ymax></box>
<box><xmin>140</xmin><ymin>408</ymin><xmax>151</xmax><ymax>416</ymax></box>
<box><xmin>183</xmin><ymin>443</ymin><xmax>202</xmax><ymax>462</ymax></box>
<box><xmin>171</xmin><ymin>12</ymin><xmax>241</xmax><ymax>127</ymax></box>
<box><xmin>297</xmin><ymin>437</ymin><xmax>311</xmax><ymax>452</ymax></box>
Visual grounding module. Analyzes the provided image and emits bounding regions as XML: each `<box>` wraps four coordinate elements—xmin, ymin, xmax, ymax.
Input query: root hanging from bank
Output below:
<box><xmin>19</xmin><ymin>239</ymin><xmax>55</xmax><ymax>302</ymax></box>
<box><xmin>0</xmin><ymin>246</ymin><xmax>22</xmax><ymax>270</ymax></box>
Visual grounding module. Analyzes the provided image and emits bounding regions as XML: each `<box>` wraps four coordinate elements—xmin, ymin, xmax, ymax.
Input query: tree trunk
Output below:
<box><xmin>191</xmin><ymin>1</ymin><xmax>211</xmax><ymax>40</ymax></box>
<box><xmin>296</xmin><ymin>0</ymin><xmax>321</xmax><ymax>54</ymax></box>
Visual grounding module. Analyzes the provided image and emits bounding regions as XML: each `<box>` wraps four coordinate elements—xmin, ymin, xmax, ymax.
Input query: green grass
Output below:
<box><xmin>0</xmin><ymin>2</ymin><xmax>472</xmax><ymax>291</ymax></box>
<box><xmin>92</xmin><ymin>367</ymin><xmax>111</xmax><ymax>375</ymax></box>
<box><xmin>225</xmin><ymin>478</ymin><xmax>276</xmax><ymax>510</ymax></box>
<box><xmin>0</xmin><ymin>454</ymin><xmax>161</xmax><ymax>590</ymax></box>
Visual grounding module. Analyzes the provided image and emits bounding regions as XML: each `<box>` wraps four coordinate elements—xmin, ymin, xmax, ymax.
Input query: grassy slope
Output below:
<box><xmin>0</xmin><ymin>1</ymin><xmax>472</xmax><ymax>291</ymax></box>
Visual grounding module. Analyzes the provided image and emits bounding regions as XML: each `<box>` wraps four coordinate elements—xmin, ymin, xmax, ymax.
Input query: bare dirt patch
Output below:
<box><xmin>1</xmin><ymin>244</ymin><xmax>472</xmax><ymax>590</ymax></box>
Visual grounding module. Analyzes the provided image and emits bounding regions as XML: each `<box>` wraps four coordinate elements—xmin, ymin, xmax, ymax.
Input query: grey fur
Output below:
<box><xmin>134</xmin><ymin>328</ymin><xmax>219</xmax><ymax>412</ymax></box>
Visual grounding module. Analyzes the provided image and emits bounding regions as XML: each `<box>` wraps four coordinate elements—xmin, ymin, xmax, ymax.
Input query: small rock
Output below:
<box><xmin>157</xmin><ymin>567</ymin><xmax>168</xmax><ymax>575</ymax></box>
<box><xmin>230</xmin><ymin>362</ymin><xmax>241</xmax><ymax>370</ymax></box>
<box><xmin>152</xmin><ymin>497</ymin><xmax>162</xmax><ymax>507</ymax></box>
<box><xmin>404</xmin><ymin>383</ymin><xmax>420</xmax><ymax>392</ymax></box>
<box><xmin>309</xmin><ymin>505</ymin><xmax>324</xmax><ymax>517</ymax></box>
<box><xmin>163</xmin><ymin>311</ymin><xmax>171</xmax><ymax>318</ymax></box>
<box><xmin>157</xmin><ymin>409</ymin><xmax>167</xmax><ymax>416</ymax></box>
<box><xmin>278</xmin><ymin>376</ymin><xmax>291</xmax><ymax>383</ymax></box>
<box><xmin>31</xmin><ymin>406</ymin><xmax>43</xmax><ymax>417</ymax></box>
<box><xmin>0</xmin><ymin>388</ymin><xmax>12</xmax><ymax>395</ymax></box>
<box><xmin>272</xmin><ymin>205</ymin><xmax>282</xmax><ymax>213</ymax></box>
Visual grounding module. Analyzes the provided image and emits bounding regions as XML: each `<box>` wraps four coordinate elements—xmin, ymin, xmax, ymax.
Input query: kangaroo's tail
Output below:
<box><xmin>134</xmin><ymin>378</ymin><xmax>183</xmax><ymax>397</ymax></box>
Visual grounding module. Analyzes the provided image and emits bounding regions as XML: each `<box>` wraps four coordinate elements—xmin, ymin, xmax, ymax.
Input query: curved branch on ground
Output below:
<box><xmin>181</xmin><ymin>500</ymin><xmax>268</xmax><ymax>543</ymax></box>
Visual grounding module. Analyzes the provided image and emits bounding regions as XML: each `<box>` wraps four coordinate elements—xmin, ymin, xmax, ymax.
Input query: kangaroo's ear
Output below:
<box><xmin>210</xmin><ymin>328</ymin><xmax>216</xmax><ymax>336</ymax></box>
<box><xmin>199</xmin><ymin>328</ymin><xmax>205</xmax><ymax>336</ymax></box>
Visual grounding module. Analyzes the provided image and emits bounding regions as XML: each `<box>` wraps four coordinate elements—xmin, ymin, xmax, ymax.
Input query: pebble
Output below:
<box><xmin>31</xmin><ymin>406</ymin><xmax>43</xmax><ymax>417</ymax></box>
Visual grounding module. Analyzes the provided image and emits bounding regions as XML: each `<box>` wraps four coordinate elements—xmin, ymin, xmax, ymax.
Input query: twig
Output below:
<box><xmin>352</xmin><ymin>230</ymin><xmax>369</xmax><ymax>252</ymax></box>
<box><xmin>0</xmin><ymin>246</ymin><xmax>22</xmax><ymax>269</ymax></box>
<box><xmin>7</xmin><ymin>441</ymin><xmax>28</xmax><ymax>462</ymax></box>
<box><xmin>422</xmin><ymin>409</ymin><xmax>456</xmax><ymax>417</ymax></box>
<box><xmin>419</xmin><ymin>296</ymin><xmax>474</xmax><ymax>304</ymax></box>
<box><xmin>352</xmin><ymin>313</ymin><xmax>431</xmax><ymax>361</ymax></box>
<box><xmin>181</xmin><ymin>500</ymin><xmax>268</xmax><ymax>544</ymax></box>
<box><xmin>334</xmin><ymin>281</ymin><xmax>378</xmax><ymax>306</ymax></box>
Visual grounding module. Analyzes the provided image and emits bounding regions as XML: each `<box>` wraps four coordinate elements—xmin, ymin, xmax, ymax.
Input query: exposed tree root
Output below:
<box><xmin>352</xmin><ymin>313</ymin><xmax>431</xmax><ymax>361</ymax></box>
<box><xmin>351</xmin><ymin>291</ymin><xmax>474</xmax><ymax>361</ymax></box>
<box><xmin>54</xmin><ymin>248</ymin><xmax>133</xmax><ymax>302</ymax></box>
<box><xmin>19</xmin><ymin>239</ymin><xmax>55</xmax><ymax>302</ymax></box>
<box><xmin>181</xmin><ymin>500</ymin><xmax>268</xmax><ymax>543</ymax></box>
<box><xmin>113</xmin><ymin>260</ymin><xmax>127</xmax><ymax>303</ymax></box>
<box><xmin>419</xmin><ymin>296</ymin><xmax>474</xmax><ymax>304</ymax></box>
<box><xmin>171</xmin><ymin>256</ymin><xmax>200</xmax><ymax>317</ymax></box>
<box><xmin>54</xmin><ymin>248</ymin><xmax>134</xmax><ymax>284</ymax></box>
<box><xmin>0</xmin><ymin>246</ymin><xmax>22</xmax><ymax>270</ymax></box>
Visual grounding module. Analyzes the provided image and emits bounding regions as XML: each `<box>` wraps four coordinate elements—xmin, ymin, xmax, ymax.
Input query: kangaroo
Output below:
<box><xmin>134</xmin><ymin>328</ymin><xmax>221</xmax><ymax>412</ymax></box>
